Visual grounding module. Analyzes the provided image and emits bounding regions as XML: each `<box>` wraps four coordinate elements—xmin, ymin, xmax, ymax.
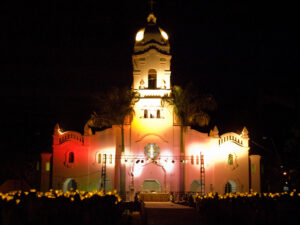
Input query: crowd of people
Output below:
<box><xmin>0</xmin><ymin>189</ymin><xmax>133</xmax><ymax>225</ymax></box>
<box><xmin>1</xmin><ymin>189</ymin><xmax>299</xmax><ymax>225</ymax></box>
<box><xmin>190</xmin><ymin>191</ymin><xmax>299</xmax><ymax>225</ymax></box>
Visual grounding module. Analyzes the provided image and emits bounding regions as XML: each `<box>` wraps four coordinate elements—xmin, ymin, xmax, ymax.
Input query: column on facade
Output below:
<box><xmin>40</xmin><ymin>153</ymin><xmax>52</xmax><ymax>192</ymax></box>
<box><xmin>250</xmin><ymin>155</ymin><xmax>261</xmax><ymax>193</ymax></box>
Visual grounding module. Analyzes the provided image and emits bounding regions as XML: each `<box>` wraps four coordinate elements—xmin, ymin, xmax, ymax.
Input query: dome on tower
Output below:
<box><xmin>134</xmin><ymin>13</ymin><xmax>170</xmax><ymax>54</ymax></box>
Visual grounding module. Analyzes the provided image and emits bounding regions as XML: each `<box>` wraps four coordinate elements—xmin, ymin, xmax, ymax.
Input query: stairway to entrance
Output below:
<box><xmin>140</xmin><ymin>202</ymin><xmax>200</xmax><ymax>225</ymax></box>
<box><xmin>139</xmin><ymin>193</ymin><xmax>170</xmax><ymax>202</ymax></box>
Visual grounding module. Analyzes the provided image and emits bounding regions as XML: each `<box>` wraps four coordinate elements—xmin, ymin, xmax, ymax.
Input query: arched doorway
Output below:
<box><xmin>225</xmin><ymin>180</ymin><xmax>237</xmax><ymax>193</ymax></box>
<box><xmin>98</xmin><ymin>178</ymin><xmax>113</xmax><ymax>193</ymax></box>
<box><xmin>190</xmin><ymin>180</ymin><xmax>203</xmax><ymax>193</ymax></box>
<box><xmin>62</xmin><ymin>178</ymin><xmax>77</xmax><ymax>192</ymax></box>
<box><xmin>142</xmin><ymin>179</ymin><xmax>161</xmax><ymax>193</ymax></box>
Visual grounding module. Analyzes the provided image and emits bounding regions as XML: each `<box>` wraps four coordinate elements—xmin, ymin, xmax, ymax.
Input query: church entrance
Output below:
<box><xmin>190</xmin><ymin>180</ymin><xmax>203</xmax><ymax>193</ymax></box>
<box><xmin>62</xmin><ymin>178</ymin><xmax>77</xmax><ymax>192</ymax></box>
<box><xmin>140</xmin><ymin>179</ymin><xmax>170</xmax><ymax>201</ymax></box>
<box><xmin>142</xmin><ymin>179</ymin><xmax>161</xmax><ymax>193</ymax></box>
<box><xmin>225</xmin><ymin>180</ymin><xmax>237</xmax><ymax>193</ymax></box>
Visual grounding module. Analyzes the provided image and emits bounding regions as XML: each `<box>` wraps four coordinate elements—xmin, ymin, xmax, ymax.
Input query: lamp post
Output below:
<box><xmin>262</xmin><ymin>136</ymin><xmax>289</xmax><ymax>191</ymax></box>
<box><xmin>262</xmin><ymin>137</ymin><xmax>282</xmax><ymax>165</ymax></box>
<box><xmin>129</xmin><ymin>162</ymin><xmax>135</xmax><ymax>201</ymax></box>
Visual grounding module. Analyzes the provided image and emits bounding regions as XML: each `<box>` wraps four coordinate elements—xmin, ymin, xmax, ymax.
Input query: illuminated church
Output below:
<box><xmin>41</xmin><ymin>13</ymin><xmax>261</xmax><ymax>200</ymax></box>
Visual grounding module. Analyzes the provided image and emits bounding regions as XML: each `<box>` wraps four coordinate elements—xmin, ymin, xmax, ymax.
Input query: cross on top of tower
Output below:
<box><xmin>149</xmin><ymin>0</ymin><xmax>156</xmax><ymax>12</ymax></box>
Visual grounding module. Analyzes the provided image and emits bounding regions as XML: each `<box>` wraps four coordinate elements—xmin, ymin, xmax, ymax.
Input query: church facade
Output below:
<box><xmin>41</xmin><ymin>14</ymin><xmax>261</xmax><ymax>200</ymax></box>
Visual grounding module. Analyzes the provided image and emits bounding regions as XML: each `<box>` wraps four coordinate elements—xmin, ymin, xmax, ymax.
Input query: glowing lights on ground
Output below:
<box><xmin>195</xmin><ymin>190</ymin><xmax>299</xmax><ymax>200</ymax></box>
<box><xmin>0</xmin><ymin>189</ymin><xmax>122</xmax><ymax>204</ymax></box>
<box><xmin>1</xmin><ymin>189</ymin><xmax>298</xmax><ymax>204</ymax></box>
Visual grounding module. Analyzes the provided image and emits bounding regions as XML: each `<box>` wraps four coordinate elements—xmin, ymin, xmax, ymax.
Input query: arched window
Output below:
<box><xmin>69</xmin><ymin>152</ymin><xmax>74</xmax><ymax>163</ymax></box>
<box><xmin>148</xmin><ymin>69</ymin><xmax>157</xmax><ymax>89</ymax></box>
<box><xmin>196</xmin><ymin>155</ymin><xmax>199</xmax><ymax>165</ymax></box>
<box><xmin>228</xmin><ymin>154</ymin><xmax>233</xmax><ymax>165</ymax></box>
<box><xmin>45</xmin><ymin>162</ymin><xmax>50</xmax><ymax>171</ymax></box>
<box><xmin>97</xmin><ymin>153</ymin><xmax>101</xmax><ymax>164</ymax></box>
<box><xmin>191</xmin><ymin>155</ymin><xmax>194</xmax><ymax>165</ymax></box>
<box><xmin>144</xmin><ymin>109</ymin><xmax>148</xmax><ymax>118</ymax></box>
<box><xmin>156</xmin><ymin>110</ymin><xmax>160</xmax><ymax>118</ymax></box>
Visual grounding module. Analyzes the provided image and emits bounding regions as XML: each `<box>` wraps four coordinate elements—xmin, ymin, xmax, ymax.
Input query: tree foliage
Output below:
<box><xmin>91</xmin><ymin>87</ymin><xmax>139</xmax><ymax>128</ymax></box>
<box><xmin>162</xmin><ymin>84</ymin><xmax>217</xmax><ymax>128</ymax></box>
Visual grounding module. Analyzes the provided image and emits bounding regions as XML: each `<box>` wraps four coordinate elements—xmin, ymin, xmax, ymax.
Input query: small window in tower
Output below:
<box><xmin>36</xmin><ymin>161</ymin><xmax>40</xmax><ymax>171</ymax></box>
<box><xmin>228</xmin><ymin>154</ymin><xmax>233</xmax><ymax>165</ymax></box>
<box><xmin>109</xmin><ymin>154</ymin><xmax>113</xmax><ymax>164</ymax></box>
<box><xmin>97</xmin><ymin>153</ymin><xmax>101</xmax><ymax>164</ymax></box>
<box><xmin>196</xmin><ymin>155</ymin><xmax>199</xmax><ymax>165</ymax></box>
<box><xmin>148</xmin><ymin>69</ymin><xmax>157</xmax><ymax>89</ymax></box>
<box><xmin>251</xmin><ymin>164</ymin><xmax>256</xmax><ymax>173</ymax></box>
<box><xmin>150</xmin><ymin>111</ymin><xmax>154</xmax><ymax>118</ymax></box>
<box><xmin>45</xmin><ymin>162</ymin><xmax>50</xmax><ymax>171</ymax></box>
<box><xmin>157</xmin><ymin>110</ymin><xmax>160</xmax><ymax>118</ymax></box>
<box><xmin>69</xmin><ymin>152</ymin><xmax>74</xmax><ymax>163</ymax></box>
<box><xmin>144</xmin><ymin>109</ymin><xmax>148</xmax><ymax>118</ymax></box>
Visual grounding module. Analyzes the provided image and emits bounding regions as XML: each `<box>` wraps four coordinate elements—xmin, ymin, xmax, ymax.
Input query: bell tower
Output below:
<box><xmin>132</xmin><ymin>13</ymin><xmax>171</xmax><ymax>96</ymax></box>
<box><xmin>131</xmin><ymin>13</ymin><xmax>173</xmax><ymax>133</ymax></box>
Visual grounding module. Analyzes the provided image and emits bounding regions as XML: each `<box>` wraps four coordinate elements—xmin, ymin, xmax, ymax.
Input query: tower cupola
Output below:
<box><xmin>134</xmin><ymin>13</ymin><xmax>170</xmax><ymax>54</ymax></box>
<box><xmin>132</xmin><ymin>13</ymin><xmax>172</xmax><ymax>96</ymax></box>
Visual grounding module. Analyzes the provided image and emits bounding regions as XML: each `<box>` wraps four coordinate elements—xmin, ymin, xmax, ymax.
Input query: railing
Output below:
<box><xmin>137</xmin><ymin>89</ymin><xmax>171</xmax><ymax>97</ymax></box>
<box><xmin>59</xmin><ymin>132</ymin><xmax>84</xmax><ymax>144</ymax></box>
<box><xmin>219</xmin><ymin>134</ymin><xmax>243</xmax><ymax>146</ymax></box>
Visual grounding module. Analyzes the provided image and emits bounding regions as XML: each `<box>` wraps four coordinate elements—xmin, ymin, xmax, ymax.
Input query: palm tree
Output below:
<box><xmin>91</xmin><ymin>87</ymin><xmax>139</xmax><ymax>198</ymax></box>
<box><xmin>92</xmin><ymin>87</ymin><xmax>139</xmax><ymax>151</ymax></box>
<box><xmin>163</xmin><ymin>84</ymin><xmax>217</xmax><ymax>152</ymax></box>
<box><xmin>162</xmin><ymin>84</ymin><xmax>217</xmax><ymax>195</ymax></box>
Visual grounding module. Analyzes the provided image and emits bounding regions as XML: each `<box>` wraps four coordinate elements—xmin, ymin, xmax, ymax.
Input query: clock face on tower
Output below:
<box><xmin>144</xmin><ymin>143</ymin><xmax>160</xmax><ymax>160</ymax></box>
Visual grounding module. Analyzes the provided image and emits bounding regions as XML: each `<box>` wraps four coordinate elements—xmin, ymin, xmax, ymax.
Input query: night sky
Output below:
<box><xmin>1</xmin><ymin>1</ymin><xmax>299</xmax><ymax>185</ymax></box>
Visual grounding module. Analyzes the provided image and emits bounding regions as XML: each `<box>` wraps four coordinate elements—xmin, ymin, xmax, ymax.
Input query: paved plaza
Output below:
<box><xmin>138</xmin><ymin>202</ymin><xmax>200</xmax><ymax>225</ymax></box>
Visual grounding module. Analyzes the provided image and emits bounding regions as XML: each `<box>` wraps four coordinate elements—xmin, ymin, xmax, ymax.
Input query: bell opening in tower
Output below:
<box><xmin>148</xmin><ymin>69</ymin><xmax>157</xmax><ymax>89</ymax></box>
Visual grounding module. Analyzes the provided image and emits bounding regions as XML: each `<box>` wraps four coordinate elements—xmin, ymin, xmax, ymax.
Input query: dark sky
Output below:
<box><xmin>0</xmin><ymin>0</ymin><xmax>299</xmax><ymax>164</ymax></box>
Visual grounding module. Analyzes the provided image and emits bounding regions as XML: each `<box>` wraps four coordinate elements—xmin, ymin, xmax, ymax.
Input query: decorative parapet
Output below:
<box><xmin>219</xmin><ymin>132</ymin><xmax>244</xmax><ymax>146</ymax></box>
<box><xmin>136</xmin><ymin>89</ymin><xmax>171</xmax><ymax>97</ymax></box>
<box><xmin>53</xmin><ymin>123</ymin><xmax>60</xmax><ymax>136</ymax></box>
<box><xmin>241</xmin><ymin>127</ymin><xmax>249</xmax><ymax>139</ymax></box>
<box><xmin>209</xmin><ymin>125</ymin><xmax>219</xmax><ymax>138</ymax></box>
<box><xmin>58</xmin><ymin>131</ymin><xmax>84</xmax><ymax>145</ymax></box>
<box><xmin>53</xmin><ymin>123</ymin><xmax>84</xmax><ymax>145</ymax></box>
